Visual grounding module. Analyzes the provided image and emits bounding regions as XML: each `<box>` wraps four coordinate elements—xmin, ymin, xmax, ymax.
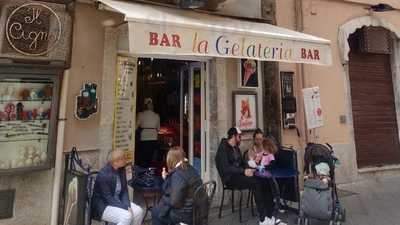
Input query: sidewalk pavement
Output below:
<box><xmin>207</xmin><ymin>174</ymin><xmax>400</xmax><ymax>225</ymax></box>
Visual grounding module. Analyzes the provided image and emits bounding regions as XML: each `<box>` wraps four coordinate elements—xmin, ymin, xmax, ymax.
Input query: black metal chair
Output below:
<box><xmin>218</xmin><ymin>181</ymin><xmax>254</xmax><ymax>223</ymax></box>
<box><xmin>192</xmin><ymin>181</ymin><xmax>217</xmax><ymax>225</ymax></box>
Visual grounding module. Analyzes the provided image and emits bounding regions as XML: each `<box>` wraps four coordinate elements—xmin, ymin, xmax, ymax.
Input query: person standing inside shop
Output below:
<box><xmin>136</xmin><ymin>98</ymin><xmax>160</xmax><ymax>167</ymax></box>
<box><xmin>91</xmin><ymin>150</ymin><xmax>145</xmax><ymax>225</ymax></box>
<box><xmin>215</xmin><ymin>127</ymin><xmax>286</xmax><ymax>225</ymax></box>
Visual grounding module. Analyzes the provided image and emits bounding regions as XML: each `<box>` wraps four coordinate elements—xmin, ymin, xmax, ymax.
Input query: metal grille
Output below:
<box><xmin>359</xmin><ymin>26</ymin><xmax>393</xmax><ymax>54</ymax></box>
<box><xmin>0</xmin><ymin>189</ymin><xmax>15</xmax><ymax>220</ymax></box>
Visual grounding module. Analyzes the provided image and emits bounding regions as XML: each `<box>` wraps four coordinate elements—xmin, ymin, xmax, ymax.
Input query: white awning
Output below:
<box><xmin>99</xmin><ymin>0</ymin><xmax>332</xmax><ymax>65</ymax></box>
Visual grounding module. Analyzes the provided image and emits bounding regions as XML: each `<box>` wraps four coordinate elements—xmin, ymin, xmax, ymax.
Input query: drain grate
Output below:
<box><xmin>0</xmin><ymin>189</ymin><xmax>15</xmax><ymax>219</ymax></box>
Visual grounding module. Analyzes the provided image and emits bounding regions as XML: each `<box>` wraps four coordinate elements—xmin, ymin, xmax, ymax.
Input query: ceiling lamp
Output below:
<box><xmin>178</xmin><ymin>0</ymin><xmax>206</xmax><ymax>9</ymax></box>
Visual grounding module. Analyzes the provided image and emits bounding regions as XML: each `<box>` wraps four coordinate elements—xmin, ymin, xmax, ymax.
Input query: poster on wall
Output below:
<box><xmin>113</xmin><ymin>56</ymin><xmax>137</xmax><ymax>162</ymax></box>
<box><xmin>233</xmin><ymin>92</ymin><xmax>258</xmax><ymax>132</ymax></box>
<box><xmin>238</xmin><ymin>59</ymin><xmax>259</xmax><ymax>88</ymax></box>
<box><xmin>302</xmin><ymin>86</ymin><xmax>323</xmax><ymax>129</ymax></box>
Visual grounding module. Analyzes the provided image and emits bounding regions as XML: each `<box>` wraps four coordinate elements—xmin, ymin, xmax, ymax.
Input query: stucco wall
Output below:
<box><xmin>276</xmin><ymin>0</ymin><xmax>400</xmax><ymax>183</ymax></box>
<box><xmin>63</xmin><ymin>3</ymin><xmax>123</xmax><ymax>154</ymax></box>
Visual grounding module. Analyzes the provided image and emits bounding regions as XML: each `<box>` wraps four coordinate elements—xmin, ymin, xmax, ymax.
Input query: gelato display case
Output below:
<box><xmin>0</xmin><ymin>73</ymin><xmax>60</xmax><ymax>175</ymax></box>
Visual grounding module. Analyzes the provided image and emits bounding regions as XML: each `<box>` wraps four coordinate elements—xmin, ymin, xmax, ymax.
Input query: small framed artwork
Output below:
<box><xmin>233</xmin><ymin>91</ymin><xmax>258</xmax><ymax>132</ymax></box>
<box><xmin>238</xmin><ymin>59</ymin><xmax>259</xmax><ymax>88</ymax></box>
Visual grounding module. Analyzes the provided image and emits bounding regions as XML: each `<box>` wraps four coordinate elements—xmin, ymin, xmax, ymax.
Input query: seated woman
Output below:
<box><xmin>91</xmin><ymin>150</ymin><xmax>145</xmax><ymax>225</ymax></box>
<box><xmin>152</xmin><ymin>147</ymin><xmax>203</xmax><ymax>225</ymax></box>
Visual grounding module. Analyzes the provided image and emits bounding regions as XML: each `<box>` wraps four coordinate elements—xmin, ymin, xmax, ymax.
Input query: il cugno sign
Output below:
<box><xmin>5</xmin><ymin>3</ymin><xmax>62</xmax><ymax>56</ymax></box>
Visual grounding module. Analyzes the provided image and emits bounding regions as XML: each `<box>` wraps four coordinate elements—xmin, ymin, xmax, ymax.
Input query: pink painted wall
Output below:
<box><xmin>276</xmin><ymin>0</ymin><xmax>400</xmax><ymax>146</ymax></box>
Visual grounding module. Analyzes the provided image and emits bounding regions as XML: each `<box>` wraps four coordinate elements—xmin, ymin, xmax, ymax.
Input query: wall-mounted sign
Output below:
<box><xmin>113</xmin><ymin>56</ymin><xmax>137</xmax><ymax>162</ymax></box>
<box><xmin>75</xmin><ymin>83</ymin><xmax>98</xmax><ymax>120</ymax></box>
<box><xmin>5</xmin><ymin>3</ymin><xmax>62</xmax><ymax>56</ymax></box>
<box><xmin>302</xmin><ymin>86</ymin><xmax>323</xmax><ymax>129</ymax></box>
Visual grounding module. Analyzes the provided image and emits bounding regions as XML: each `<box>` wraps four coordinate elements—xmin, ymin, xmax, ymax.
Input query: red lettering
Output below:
<box><xmin>171</xmin><ymin>34</ymin><xmax>181</xmax><ymax>48</ymax></box>
<box><xmin>301</xmin><ymin>48</ymin><xmax>307</xmax><ymax>59</ymax></box>
<box><xmin>149</xmin><ymin>32</ymin><xmax>158</xmax><ymax>46</ymax></box>
<box><xmin>160</xmin><ymin>33</ymin><xmax>171</xmax><ymax>47</ymax></box>
<box><xmin>314</xmin><ymin>50</ymin><xmax>320</xmax><ymax>60</ymax></box>
<box><xmin>307</xmin><ymin>49</ymin><xmax>314</xmax><ymax>60</ymax></box>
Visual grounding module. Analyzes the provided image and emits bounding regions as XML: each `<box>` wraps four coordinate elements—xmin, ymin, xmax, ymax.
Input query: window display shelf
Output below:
<box><xmin>0</xmin><ymin>99</ymin><xmax>52</xmax><ymax>103</ymax></box>
<box><xmin>0</xmin><ymin>138</ymin><xmax>49</xmax><ymax>143</ymax></box>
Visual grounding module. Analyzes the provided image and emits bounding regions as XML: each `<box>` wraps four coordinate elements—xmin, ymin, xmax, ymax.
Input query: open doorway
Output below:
<box><xmin>135</xmin><ymin>58</ymin><xmax>206</xmax><ymax>176</ymax></box>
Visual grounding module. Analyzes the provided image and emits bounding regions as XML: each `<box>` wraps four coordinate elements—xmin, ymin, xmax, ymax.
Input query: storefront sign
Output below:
<box><xmin>5</xmin><ymin>3</ymin><xmax>62</xmax><ymax>56</ymax></box>
<box><xmin>129</xmin><ymin>22</ymin><xmax>331</xmax><ymax>65</ymax></box>
<box><xmin>302</xmin><ymin>87</ymin><xmax>323</xmax><ymax>129</ymax></box>
<box><xmin>113</xmin><ymin>56</ymin><xmax>137</xmax><ymax>162</ymax></box>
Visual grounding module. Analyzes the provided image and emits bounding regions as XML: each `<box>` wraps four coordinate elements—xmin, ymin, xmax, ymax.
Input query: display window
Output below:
<box><xmin>0</xmin><ymin>73</ymin><xmax>60</xmax><ymax>174</ymax></box>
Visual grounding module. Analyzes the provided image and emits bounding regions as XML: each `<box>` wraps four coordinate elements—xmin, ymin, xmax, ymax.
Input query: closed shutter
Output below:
<box><xmin>349</xmin><ymin>52</ymin><xmax>400</xmax><ymax>168</ymax></box>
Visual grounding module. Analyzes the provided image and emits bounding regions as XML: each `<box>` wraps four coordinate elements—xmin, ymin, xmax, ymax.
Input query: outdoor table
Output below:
<box><xmin>128</xmin><ymin>176</ymin><xmax>163</xmax><ymax>223</ymax></box>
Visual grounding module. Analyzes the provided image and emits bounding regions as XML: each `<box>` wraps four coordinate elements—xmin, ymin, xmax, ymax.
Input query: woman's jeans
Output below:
<box><xmin>151</xmin><ymin>206</ymin><xmax>172</xmax><ymax>225</ymax></box>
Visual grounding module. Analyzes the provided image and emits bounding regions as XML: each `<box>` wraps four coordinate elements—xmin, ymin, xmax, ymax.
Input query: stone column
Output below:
<box><xmin>98</xmin><ymin>27</ymin><xmax>119</xmax><ymax>167</ymax></box>
<box><xmin>261</xmin><ymin>0</ymin><xmax>282</xmax><ymax>141</ymax></box>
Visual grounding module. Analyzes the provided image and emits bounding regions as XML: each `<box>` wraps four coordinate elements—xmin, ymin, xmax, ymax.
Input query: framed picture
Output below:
<box><xmin>238</xmin><ymin>59</ymin><xmax>259</xmax><ymax>88</ymax></box>
<box><xmin>233</xmin><ymin>91</ymin><xmax>258</xmax><ymax>132</ymax></box>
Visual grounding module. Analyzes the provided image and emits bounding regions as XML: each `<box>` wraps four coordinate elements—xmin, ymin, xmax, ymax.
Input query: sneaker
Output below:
<box><xmin>259</xmin><ymin>217</ymin><xmax>273</xmax><ymax>225</ymax></box>
<box><xmin>269</xmin><ymin>216</ymin><xmax>287</xmax><ymax>225</ymax></box>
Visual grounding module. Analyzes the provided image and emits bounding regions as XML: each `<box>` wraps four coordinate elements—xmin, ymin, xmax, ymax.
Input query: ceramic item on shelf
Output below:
<box><xmin>0</xmin><ymin>111</ymin><xmax>6</xmax><ymax>121</ymax></box>
<box><xmin>43</xmin><ymin>85</ymin><xmax>52</xmax><ymax>99</ymax></box>
<box><xmin>4</xmin><ymin>103</ymin><xmax>15</xmax><ymax>121</ymax></box>
<box><xmin>37</xmin><ymin>90</ymin><xmax>45</xmax><ymax>99</ymax></box>
<box><xmin>17</xmin><ymin>160</ymin><xmax>24</xmax><ymax>168</ymax></box>
<box><xmin>32</xmin><ymin>109</ymin><xmax>38</xmax><ymax>120</ymax></box>
<box><xmin>16</xmin><ymin>102</ymin><xmax>24</xmax><ymax>120</ymax></box>
<box><xmin>0</xmin><ymin>161</ymin><xmax>7</xmax><ymax>169</ymax></box>
<box><xmin>5</xmin><ymin>85</ymin><xmax>16</xmax><ymax>100</ymax></box>
<box><xmin>30</xmin><ymin>89</ymin><xmax>39</xmax><ymax>100</ymax></box>
<box><xmin>27</xmin><ymin>111</ymin><xmax>33</xmax><ymax>120</ymax></box>
<box><xmin>11</xmin><ymin>159</ymin><xmax>18</xmax><ymax>168</ymax></box>
<box><xmin>25</xmin><ymin>159</ymin><xmax>33</xmax><ymax>167</ymax></box>
<box><xmin>20</xmin><ymin>89</ymin><xmax>30</xmax><ymax>100</ymax></box>
<box><xmin>33</xmin><ymin>157</ymin><xmax>41</xmax><ymax>166</ymax></box>
<box><xmin>0</xmin><ymin>85</ymin><xmax>6</xmax><ymax>101</ymax></box>
<box><xmin>40</xmin><ymin>152</ymin><xmax>47</xmax><ymax>162</ymax></box>
<box><xmin>38</xmin><ymin>107</ymin><xmax>44</xmax><ymax>119</ymax></box>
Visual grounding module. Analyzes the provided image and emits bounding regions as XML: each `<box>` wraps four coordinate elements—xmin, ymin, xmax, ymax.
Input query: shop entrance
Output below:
<box><xmin>135</xmin><ymin>58</ymin><xmax>207</xmax><ymax>176</ymax></box>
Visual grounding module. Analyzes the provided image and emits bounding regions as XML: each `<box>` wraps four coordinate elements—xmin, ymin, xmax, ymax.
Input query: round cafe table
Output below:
<box><xmin>128</xmin><ymin>176</ymin><xmax>163</xmax><ymax>224</ymax></box>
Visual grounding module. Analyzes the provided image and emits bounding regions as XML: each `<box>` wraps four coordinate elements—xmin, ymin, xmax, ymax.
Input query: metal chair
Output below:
<box><xmin>218</xmin><ymin>182</ymin><xmax>253</xmax><ymax>223</ymax></box>
<box><xmin>192</xmin><ymin>181</ymin><xmax>217</xmax><ymax>225</ymax></box>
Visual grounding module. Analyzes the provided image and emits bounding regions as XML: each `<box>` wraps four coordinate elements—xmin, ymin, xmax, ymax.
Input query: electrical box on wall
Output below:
<box><xmin>281</xmin><ymin>72</ymin><xmax>296</xmax><ymax>129</ymax></box>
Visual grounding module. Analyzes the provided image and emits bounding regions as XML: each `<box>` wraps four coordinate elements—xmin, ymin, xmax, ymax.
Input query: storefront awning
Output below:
<box><xmin>99</xmin><ymin>0</ymin><xmax>332</xmax><ymax>65</ymax></box>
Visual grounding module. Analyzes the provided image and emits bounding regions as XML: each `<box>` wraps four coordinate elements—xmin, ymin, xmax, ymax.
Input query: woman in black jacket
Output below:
<box><xmin>152</xmin><ymin>147</ymin><xmax>203</xmax><ymax>225</ymax></box>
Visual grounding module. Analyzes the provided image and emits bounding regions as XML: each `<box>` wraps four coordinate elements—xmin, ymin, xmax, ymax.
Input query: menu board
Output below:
<box><xmin>302</xmin><ymin>86</ymin><xmax>324</xmax><ymax>129</ymax></box>
<box><xmin>0</xmin><ymin>78</ymin><xmax>53</xmax><ymax>170</ymax></box>
<box><xmin>113</xmin><ymin>56</ymin><xmax>137</xmax><ymax>162</ymax></box>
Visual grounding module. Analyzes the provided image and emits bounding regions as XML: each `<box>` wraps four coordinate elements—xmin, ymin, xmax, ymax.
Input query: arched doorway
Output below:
<box><xmin>348</xmin><ymin>26</ymin><xmax>400</xmax><ymax>168</ymax></box>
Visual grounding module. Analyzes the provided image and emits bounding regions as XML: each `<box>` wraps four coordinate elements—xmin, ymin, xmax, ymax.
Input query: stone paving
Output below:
<box><xmin>138</xmin><ymin>174</ymin><xmax>400</xmax><ymax>225</ymax></box>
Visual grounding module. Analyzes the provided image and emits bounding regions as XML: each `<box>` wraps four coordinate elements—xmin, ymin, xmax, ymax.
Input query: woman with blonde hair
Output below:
<box><xmin>152</xmin><ymin>147</ymin><xmax>203</xmax><ymax>225</ymax></box>
<box><xmin>91</xmin><ymin>150</ymin><xmax>144</xmax><ymax>225</ymax></box>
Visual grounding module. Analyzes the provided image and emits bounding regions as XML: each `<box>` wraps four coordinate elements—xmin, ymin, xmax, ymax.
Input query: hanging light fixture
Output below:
<box><xmin>178</xmin><ymin>0</ymin><xmax>206</xmax><ymax>9</ymax></box>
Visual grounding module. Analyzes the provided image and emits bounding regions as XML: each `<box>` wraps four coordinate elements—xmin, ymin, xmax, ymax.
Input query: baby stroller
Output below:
<box><xmin>298</xmin><ymin>143</ymin><xmax>346</xmax><ymax>225</ymax></box>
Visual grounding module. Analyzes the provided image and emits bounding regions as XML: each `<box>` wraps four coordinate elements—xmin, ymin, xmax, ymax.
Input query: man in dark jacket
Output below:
<box><xmin>91</xmin><ymin>150</ymin><xmax>144</xmax><ymax>225</ymax></box>
<box><xmin>215</xmin><ymin>127</ymin><xmax>286</xmax><ymax>225</ymax></box>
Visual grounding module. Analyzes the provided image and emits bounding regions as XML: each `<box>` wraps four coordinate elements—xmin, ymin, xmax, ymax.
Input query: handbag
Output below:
<box><xmin>131</xmin><ymin>166</ymin><xmax>157</xmax><ymax>188</ymax></box>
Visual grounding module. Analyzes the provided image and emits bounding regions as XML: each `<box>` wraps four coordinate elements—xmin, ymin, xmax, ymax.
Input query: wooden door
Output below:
<box><xmin>349</xmin><ymin>52</ymin><xmax>400</xmax><ymax>168</ymax></box>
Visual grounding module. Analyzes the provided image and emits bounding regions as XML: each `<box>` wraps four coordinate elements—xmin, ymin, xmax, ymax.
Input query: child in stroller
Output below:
<box><xmin>298</xmin><ymin>143</ymin><xmax>345</xmax><ymax>225</ymax></box>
